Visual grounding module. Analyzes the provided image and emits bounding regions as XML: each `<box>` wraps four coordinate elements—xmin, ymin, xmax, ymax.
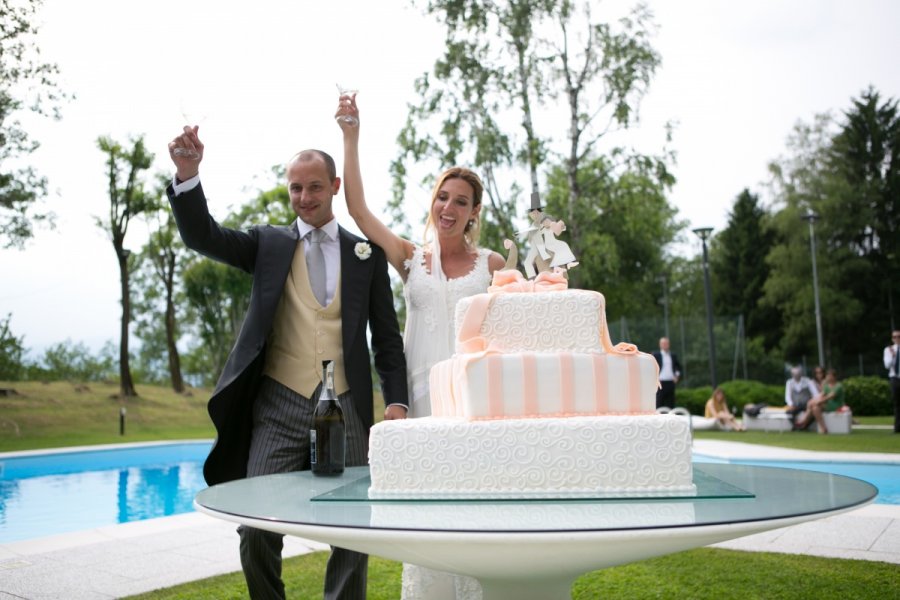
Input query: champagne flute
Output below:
<box><xmin>335</xmin><ymin>84</ymin><xmax>358</xmax><ymax>126</ymax></box>
<box><xmin>174</xmin><ymin>98</ymin><xmax>206</xmax><ymax>160</ymax></box>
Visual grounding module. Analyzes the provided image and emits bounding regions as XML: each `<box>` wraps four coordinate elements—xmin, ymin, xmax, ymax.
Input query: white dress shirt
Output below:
<box><xmin>885</xmin><ymin>344</ymin><xmax>900</xmax><ymax>378</ymax></box>
<box><xmin>658</xmin><ymin>351</ymin><xmax>676</xmax><ymax>382</ymax></box>
<box><xmin>785</xmin><ymin>376</ymin><xmax>819</xmax><ymax>406</ymax></box>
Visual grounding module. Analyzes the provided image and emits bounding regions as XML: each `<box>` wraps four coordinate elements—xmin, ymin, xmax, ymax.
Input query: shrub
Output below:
<box><xmin>674</xmin><ymin>386</ymin><xmax>711</xmax><ymax>416</ymax></box>
<box><xmin>678</xmin><ymin>380</ymin><xmax>783</xmax><ymax>416</ymax></box>
<box><xmin>679</xmin><ymin>377</ymin><xmax>892</xmax><ymax>417</ymax></box>
<box><xmin>842</xmin><ymin>376</ymin><xmax>891</xmax><ymax>416</ymax></box>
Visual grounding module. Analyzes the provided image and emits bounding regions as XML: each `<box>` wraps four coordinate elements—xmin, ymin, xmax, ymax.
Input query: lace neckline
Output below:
<box><xmin>407</xmin><ymin>246</ymin><xmax>488</xmax><ymax>283</ymax></box>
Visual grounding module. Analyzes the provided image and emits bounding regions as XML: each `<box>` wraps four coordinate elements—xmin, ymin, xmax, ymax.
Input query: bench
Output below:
<box><xmin>742</xmin><ymin>408</ymin><xmax>792</xmax><ymax>432</ymax></box>
<box><xmin>742</xmin><ymin>407</ymin><xmax>852</xmax><ymax>434</ymax></box>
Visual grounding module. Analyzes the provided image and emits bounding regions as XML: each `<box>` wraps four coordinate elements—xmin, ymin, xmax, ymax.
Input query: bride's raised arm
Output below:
<box><xmin>336</xmin><ymin>94</ymin><xmax>414</xmax><ymax>279</ymax></box>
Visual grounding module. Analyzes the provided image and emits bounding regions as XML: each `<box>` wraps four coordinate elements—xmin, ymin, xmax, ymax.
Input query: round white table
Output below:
<box><xmin>194</xmin><ymin>463</ymin><xmax>875</xmax><ymax>599</ymax></box>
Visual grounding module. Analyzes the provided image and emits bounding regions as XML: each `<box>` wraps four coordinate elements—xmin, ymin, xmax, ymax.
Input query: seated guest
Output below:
<box><xmin>795</xmin><ymin>368</ymin><xmax>845</xmax><ymax>434</ymax></box>
<box><xmin>704</xmin><ymin>387</ymin><xmax>744</xmax><ymax>431</ymax></box>
<box><xmin>784</xmin><ymin>366</ymin><xmax>818</xmax><ymax>425</ymax></box>
<box><xmin>812</xmin><ymin>365</ymin><xmax>826</xmax><ymax>393</ymax></box>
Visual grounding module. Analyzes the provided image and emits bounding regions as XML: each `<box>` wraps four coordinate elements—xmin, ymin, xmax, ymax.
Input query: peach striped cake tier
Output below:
<box><xmin>429</xmin><ymin>351</ymin><xmax>659</xmax><ymax>420</ymax></box>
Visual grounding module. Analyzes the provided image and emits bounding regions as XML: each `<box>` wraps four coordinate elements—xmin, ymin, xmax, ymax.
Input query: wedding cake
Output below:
<box><xmin>368</xmin><ymin>269</ymin><xmax>695</xmax><ymax>499</ymax></box>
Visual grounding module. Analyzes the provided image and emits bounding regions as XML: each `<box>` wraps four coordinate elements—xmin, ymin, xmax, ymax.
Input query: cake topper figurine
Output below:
<box><xmin>518</xmin><ymin>191</ymin><xmax>579</xmax><ymax>278</ymax></box>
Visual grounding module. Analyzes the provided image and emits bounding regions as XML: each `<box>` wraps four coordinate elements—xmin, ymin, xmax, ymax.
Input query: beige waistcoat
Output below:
<box><xmin>263</xmin><ymin>241</ymin><xmax>348</xmax><ymax>398</ymax></box>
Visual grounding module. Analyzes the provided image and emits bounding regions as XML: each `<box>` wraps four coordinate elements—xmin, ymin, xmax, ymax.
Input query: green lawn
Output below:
<box><xmin>0</xmin><ymin>380</ymin><xmax>215</xmax><ymax>452</ymax></box>
<box><xmin>3</xmin><ymin>380</ymin><xmax>898</xmax><ymax>599</ymax></box>
<box><xmin>694</xmin><ymin>421</ymin><xmax>900</xmax><ymax>453</ymax></box>
<box><xmin>124</xmin><ymin>547</ymin><xmax>900</xmax><ymax>600</ymax></box>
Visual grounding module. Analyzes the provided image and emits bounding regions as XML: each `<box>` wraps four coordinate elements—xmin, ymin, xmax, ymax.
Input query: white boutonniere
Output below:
<box><xmin>355</xmin><ymin>242</ymin><xmax>372</xmax><ymax>260</ymax></box>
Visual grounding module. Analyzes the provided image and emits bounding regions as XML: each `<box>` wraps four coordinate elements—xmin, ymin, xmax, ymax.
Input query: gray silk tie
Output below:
<box><xmin>306</xmin><ymin>229</ymin><xmax>327</xmax><ymax>305</ymax></box>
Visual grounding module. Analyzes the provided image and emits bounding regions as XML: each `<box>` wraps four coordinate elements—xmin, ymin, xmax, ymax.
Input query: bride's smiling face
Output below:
<box><xmin>430</xmin><ymin>178</ymin><xmax>479</xmax><ymax>239</ymax></box>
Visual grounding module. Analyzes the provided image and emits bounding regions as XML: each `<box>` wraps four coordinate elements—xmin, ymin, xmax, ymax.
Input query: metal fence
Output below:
<box><xmin>609</xmin><ymin>315</ymin><xmax>887</xmax><ymax>387</ymax></box>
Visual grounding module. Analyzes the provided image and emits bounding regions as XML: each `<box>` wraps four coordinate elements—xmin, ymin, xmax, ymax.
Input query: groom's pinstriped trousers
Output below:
<box><xmin>239</xmin><ymin>376</ymin><xmax>369</xmax><ymax>599</ymax></box>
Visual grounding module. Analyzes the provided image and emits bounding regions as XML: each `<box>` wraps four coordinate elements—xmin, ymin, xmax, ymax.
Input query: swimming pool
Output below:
<box><xmin>0</xmin><ymin>442</ymin><xmax>897</xmax><ymax>544</ymax></box>
<box><xmin>693</xmin><ymin>455</ymin><xmax>899</xmax><ymax>505</ymax></box>
<box><xmin>0</xmin><ymin>441</ymin><xmax>212</xmax><ymax>543</ymax></box>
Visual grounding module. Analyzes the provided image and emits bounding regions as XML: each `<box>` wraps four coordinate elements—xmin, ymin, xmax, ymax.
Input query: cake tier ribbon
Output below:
<box><xmin>488</xmin><ymin>269</ymin><xmax>569</xmax><ymax>294</ymax></box>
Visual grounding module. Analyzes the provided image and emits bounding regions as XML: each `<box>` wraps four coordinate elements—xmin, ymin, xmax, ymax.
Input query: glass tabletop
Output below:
<box><xmin>194</xmin><ymin>463</ymin><xmax>876</xmax><ymax>533</ymax></box>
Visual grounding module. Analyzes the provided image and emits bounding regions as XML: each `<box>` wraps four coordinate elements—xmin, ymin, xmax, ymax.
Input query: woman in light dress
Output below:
<box><xmin>337</xmin><ymin>93</ymin><xmax>505</xmax><ymax>599</ymax></box>
<box><xmin>704</xmin><ymin>387</ymin><xmax>744</xmax><ymax>431</ymax></box>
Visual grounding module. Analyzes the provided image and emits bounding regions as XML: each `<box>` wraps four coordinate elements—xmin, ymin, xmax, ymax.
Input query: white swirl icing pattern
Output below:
<box><xmin>454</xmin><ymin>290</ymin><xmax>606</xmax><ymax>353</ymax></box>
<box><xmin>368</xmin><ymin>415</ymin><xmax>695</xmax><ymax>499</ymax></box>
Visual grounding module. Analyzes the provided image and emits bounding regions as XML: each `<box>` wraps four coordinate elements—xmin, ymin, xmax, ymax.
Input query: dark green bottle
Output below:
<box><xmin>311</xmin><ymin>359</ymin><xmax>345</xmax><ymax>475</ymax></box>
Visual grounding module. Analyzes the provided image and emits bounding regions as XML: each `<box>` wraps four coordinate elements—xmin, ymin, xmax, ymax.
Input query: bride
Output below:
<box><xmin>336</xmin><ymin>93</ymin><xmax>505</xmax><ymax>598</ymax></box>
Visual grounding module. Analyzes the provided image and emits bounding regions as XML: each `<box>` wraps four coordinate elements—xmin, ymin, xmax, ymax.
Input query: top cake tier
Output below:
<box><xmin>454</xmin><ymin>287</ymin><xmax>609</xmax><ymax>354</ymax></box>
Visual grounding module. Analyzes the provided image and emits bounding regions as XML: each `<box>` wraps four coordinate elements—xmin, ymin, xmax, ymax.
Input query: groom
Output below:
<box><xmin>167</xmin><ymin>126</ymin><xmax>408</xmax><ymax>599</ymax></box>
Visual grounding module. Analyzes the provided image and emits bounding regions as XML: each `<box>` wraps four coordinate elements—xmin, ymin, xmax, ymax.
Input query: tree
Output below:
<box><xmin>0</xmin><ymin>313</ymin><xmax>25</xmax><ymax>380</ymax></box>
<box><xmin>710</xmin><ymin>189</ymin><xmax>780</xmax><ymax>349</ymax></box>
<box><xmin>133</xmin><ymin>177</ymin><xmax>188</xmax><ymax>392</ymax></box>
<box><xmin>31</xmin><ymin>340</ymin><xmax>116</xmax><ymax>382</ymax></box>
<box><xmin>392</xmin><ymin>0</ymin><xmax>670</xmax><ymax>288</ymax></box>
<box><xmin>96</xmin><ymin>135</ymin><xmax>153</xmax><ymax>397</ymax></box>
<box><xmin>828</xmin><ymin>88</ymin><xmax>900</xmax><ymax>338</ymax></box>
<box><xmin>763</xmin><ymin>90</ymin><xmax>900</xmax><ymax>371</ymax></box>
<box><xmin>181</xmin><ymin>259</ymin><xmax>249</xmax><ymax>384</ymax></box>
<box><xmin>543</xmin><ymin>153</ymin><xmax>680</xmax><ymax>317</ymax></box>
<box><xmin>0</xmin><ymin>0</ymin><xmax>67</xmax><ymax>248</ymax></box>
<box><xmin>763</xmin><ymin>109</ymin><xmax>876</xmax><ymax>368</ymax></box>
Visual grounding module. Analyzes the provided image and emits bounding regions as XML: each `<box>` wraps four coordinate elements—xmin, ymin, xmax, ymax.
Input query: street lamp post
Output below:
<box><xmin>693</xmin><ymin>227</ymin><xmax>717</xmax><ymax>388</ymax></box>
<box><xmin>801</xmin><ymin>210</ymin><xmax>826</xmax><ymax>368</ymax></box>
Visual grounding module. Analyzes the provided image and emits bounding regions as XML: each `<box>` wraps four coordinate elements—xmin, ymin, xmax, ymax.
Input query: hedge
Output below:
<box><xmin>674</xmin><ymin>376</ymin><xmax>891</xmax><ymax>417</ymax></box>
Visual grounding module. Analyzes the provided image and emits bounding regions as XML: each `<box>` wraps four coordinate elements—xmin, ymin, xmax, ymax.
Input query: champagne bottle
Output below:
<box><xmin>311</xmin><ymin>359</ymin><xmax>345</xmax><ymax>475</ymax></box>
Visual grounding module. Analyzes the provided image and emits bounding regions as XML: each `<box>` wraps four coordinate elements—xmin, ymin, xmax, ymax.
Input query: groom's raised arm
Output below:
<box><xmin>166</xmin><ymin>126</ymin><xmax>258</xmax><ymax>273</ymax></box>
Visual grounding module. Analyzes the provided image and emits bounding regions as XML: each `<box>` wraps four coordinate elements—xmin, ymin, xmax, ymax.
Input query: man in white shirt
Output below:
<box><xmin>884</xmin><ymin>330</ymin><xmax>900</xmax><ymax>433</ymax></box>
<box><xmin>784</xmin><ymin>366</ymin><xmax>819</xmax><ymax>427</ymax></box>
<box><xmin>652</xmin><ymin>337</ymin><xmax>682</xmax><ymax>409</ymax></box>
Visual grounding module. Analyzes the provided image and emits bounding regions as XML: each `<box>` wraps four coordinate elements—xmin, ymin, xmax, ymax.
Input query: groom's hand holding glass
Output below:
<box><xmin>168</xmin><ymin>125</ymin><xmax>203</xmax><ymax>182</ymax></box>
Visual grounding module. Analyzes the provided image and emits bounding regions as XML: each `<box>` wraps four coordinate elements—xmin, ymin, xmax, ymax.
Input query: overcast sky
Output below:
<box><xmin>2</xmin><ymin>0</ymin><xmax>899</xmax><ymax>356</ymax></box>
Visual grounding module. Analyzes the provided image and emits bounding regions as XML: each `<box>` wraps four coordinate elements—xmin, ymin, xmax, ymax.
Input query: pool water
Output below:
<box><xmin>1</xmin><ymin>442</ymin><xmax>897</xmax><ymax>544</ymax></box>
<box><xmin>693</xmin><ymin>455</ymin><xmax>899</xmax><ymax>505</ymax></box>
<box><xmin>0</xmin><ymin>442</ymin><xmax>212</xmax><ymax>543</ymax></box>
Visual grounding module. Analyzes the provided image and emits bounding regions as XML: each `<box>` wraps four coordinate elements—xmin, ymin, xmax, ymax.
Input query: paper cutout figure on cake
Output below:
<box><xmin>520</xmin><ymin>191</ymin><xmax>579</xmax><ymax>278</ymax></box>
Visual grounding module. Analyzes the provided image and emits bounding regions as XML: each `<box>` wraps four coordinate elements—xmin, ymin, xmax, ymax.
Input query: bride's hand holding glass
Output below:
<box><xmin>335</xmin><ymin>84</ymin><xmax>359</xmax><ymax>129</ymax></box>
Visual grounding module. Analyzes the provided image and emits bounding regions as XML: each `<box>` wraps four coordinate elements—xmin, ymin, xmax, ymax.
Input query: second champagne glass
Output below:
<box><xmin>335</xmin><ymin>84</ymin><xmax>358</xmax><ymax>126</ymax></box>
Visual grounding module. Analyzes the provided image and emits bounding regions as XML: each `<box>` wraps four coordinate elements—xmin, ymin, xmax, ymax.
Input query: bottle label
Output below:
<box><xmin>310</xmin><ymin>429</ymin><xmax>317</xmax><ymax>466</ymax></box>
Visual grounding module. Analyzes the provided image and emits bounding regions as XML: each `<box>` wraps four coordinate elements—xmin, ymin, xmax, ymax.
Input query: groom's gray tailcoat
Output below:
<box><xmin>168</xmin><ymin>182</ymin><xmax>407</xmax><ymax>485</ymax></box>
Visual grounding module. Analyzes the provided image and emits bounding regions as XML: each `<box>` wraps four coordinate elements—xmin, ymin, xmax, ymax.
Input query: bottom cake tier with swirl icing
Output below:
<box><xmin>367</xmin><ymin>414</ymin><xmax>695</xmax><ymax>499</ymax></box>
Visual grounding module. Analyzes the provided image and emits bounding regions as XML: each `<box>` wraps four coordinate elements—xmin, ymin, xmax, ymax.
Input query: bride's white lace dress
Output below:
<box><xmin>400</xmin><ymin>245</ymin><xmax>491</xmax><ymax>599</ymax></box>
<box><xmin>402</xmin><ymin>246</ymin><xmax>492</xmax><ymax>418</ymax></box>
